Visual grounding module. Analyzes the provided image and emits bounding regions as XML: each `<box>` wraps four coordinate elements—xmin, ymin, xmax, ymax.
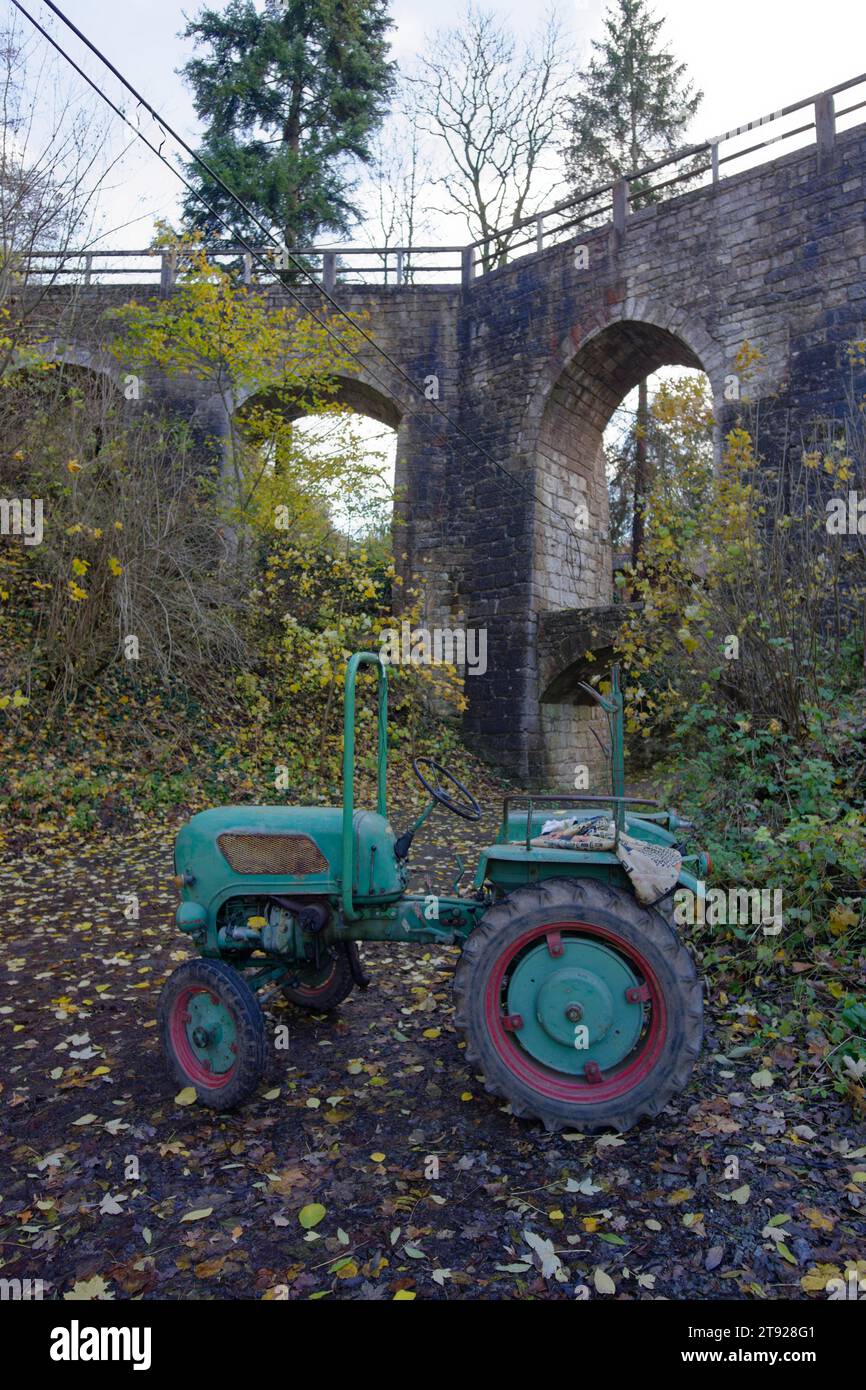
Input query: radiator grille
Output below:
<box><xmin>217</xmin><ymin>832</ymin><xmax>328</xmax><ymax>876</ymax></box>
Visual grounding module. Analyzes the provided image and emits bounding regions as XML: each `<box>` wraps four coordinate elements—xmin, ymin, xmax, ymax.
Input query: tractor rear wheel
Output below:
<box><xmin>280</xmin><ymin>943</ymin><xmax>358</xmax><ymax>1012</ymax></box>
<box><xmin>159</xmin><ymin>958</ymin><xmax>266</xmax><ymax>1110</ymax></box>
<box><xmin>453</xmin><ymin>878</ymin><xmax>702</xmax><ymax>1134</ymax></box>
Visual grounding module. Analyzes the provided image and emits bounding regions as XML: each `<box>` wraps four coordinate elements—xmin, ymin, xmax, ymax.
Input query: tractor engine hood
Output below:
<box><xmin>173</xmin><ymin>805</ymin><xmax>402</xmax><ymax>927</ymax></box>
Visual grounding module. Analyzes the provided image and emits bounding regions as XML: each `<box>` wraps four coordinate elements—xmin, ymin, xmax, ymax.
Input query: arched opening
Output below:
<box><xmin>292</xmin><ymin>413</ymin><xmax>397</xmax><ymax>542</ymax></box>
<box><xmin>1</xmin><ymin>358</ymin><xmax>121</xmax><ymax>466</ymax></box>
<box><xmin>534</xmin><ymin>321</ymin><xmax>705</xmax><ymax>611</ymax></box>
<box><xmin>532</xmin><ymin>318</ymin><xmax>714</xmax><ymax>789</ymax></box>
<box><xmin>604</xmin><ymin>362</ymin><xmax>713</xmax><ymax>588</ymax></box>
<box><xmin>236</xmin><ymin>374</ymin><xmax>401</xmax><ymax>543</ymax></box>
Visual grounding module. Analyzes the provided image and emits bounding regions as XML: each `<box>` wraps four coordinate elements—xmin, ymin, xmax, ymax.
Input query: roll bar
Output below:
<box><xmin>341</xmin><ymin>652</ymin><xmax>388</xmax><ymax>920</ymax></box>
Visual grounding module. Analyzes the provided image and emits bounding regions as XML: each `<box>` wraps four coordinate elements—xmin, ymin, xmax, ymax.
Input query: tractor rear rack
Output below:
<box><xmin>500</xmin><ymin>793</ymin><xmax>660</xmax><ymax>851</ymax></box>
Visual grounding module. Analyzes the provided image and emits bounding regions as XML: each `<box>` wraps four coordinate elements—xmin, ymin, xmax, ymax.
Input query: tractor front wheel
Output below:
<box><xmin>159</xmin><ymin>958</ymin><xmax>266</xmax><ymax>1110</ymax></box>
<box><xmin>453</xmin><ymin>878</ymin><xmax>702</xmax><ymax>1134</ymax></box>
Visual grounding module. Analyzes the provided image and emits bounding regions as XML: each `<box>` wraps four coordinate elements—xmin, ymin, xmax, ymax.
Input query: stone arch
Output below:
<box><xmin>525</xmin><ymin>302</ymin><xmax>723</xmax><ymax>612</ymax></box>
<box><xmin>524</xmin><ymin>298</ymin><xmax>725</xmax><ymax>437</ymax></box>
<box><xmin>234</xmin><ymin>371</ymin><xmax>404</xmax><ymax>429</ymax></box>
<box><xmin>6</xmin><ymin>341</ymin><xmax>127</xmax><ymax>396</ymax></box>
<box><xmin>38</xmin><ymin>340</ymin><xmax>126</xmax><ymax>386</ymax></box>
<box><xmin>232</xmin><ymin>370</ymin><xmax>405</xmax><ymax>540</ymax></box>
<box><xmin>233</xmin><ymin>368</ymin><xmax>405</xmax><ymax>492</ymax></box>
<box><xmin>4</xmin><ymin>346</ymin><xmax>128</xmax><ymax>463</ymax></box>
<box><xmin>523</xmin><ymin>303</ymin><xmax>723</xmax><ymax>789</ymax></box>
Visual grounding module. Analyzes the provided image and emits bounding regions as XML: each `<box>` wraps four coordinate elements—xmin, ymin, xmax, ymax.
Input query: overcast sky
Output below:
<box><xmin>8</xmin><ymin>0</ymin><xmax>866</xmax><ymax>251</ymax></box>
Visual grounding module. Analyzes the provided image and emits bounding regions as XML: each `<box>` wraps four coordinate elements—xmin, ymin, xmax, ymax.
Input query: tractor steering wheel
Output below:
<box><xmin>413</xmin><ymin>758</ymin><xmax>482</xmax><ymax>822</ymax></box>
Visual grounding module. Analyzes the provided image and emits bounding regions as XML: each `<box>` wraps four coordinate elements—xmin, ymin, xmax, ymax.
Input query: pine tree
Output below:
<box><xmin>180</xmin><ymin>0</ymin><xmax>395</xmax><ymax>249</ymax></box>
<box><xmin>564</xmin><ymin>0</ymin><xmax>702</xmax><ymax>566</ymax></box>
<box><xmin>565</xmin><ymin>0</ymin><xmax>701</xmax><ymax>201</ymax></box>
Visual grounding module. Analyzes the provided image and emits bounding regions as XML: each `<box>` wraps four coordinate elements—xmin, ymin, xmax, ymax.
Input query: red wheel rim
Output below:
<box><xmin>291</xmin><ymin>959</ymin><xmax>338</xmax><ymax>998</ymax></box>
<box><xmin>169</xmin><ymin>985</ymin><xmax>238</xmax><ymax>1089</ymax></box>
<box><xmin>484</xmin><ymin>919</ymin><xmax>667</xmax><ymax>1103</ymax></box>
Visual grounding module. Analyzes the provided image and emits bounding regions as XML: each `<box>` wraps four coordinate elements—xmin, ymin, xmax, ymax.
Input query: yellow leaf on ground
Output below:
<box><xmin>593</xmin><ymin>1267</ymin><xmax>616</xmax><ymax>1295</ymax></box>
<box><xmin>299</xmin><ymin>1203</ymin><xmax>326</xmax><ymax>1230</ymax></box>
<box><xmin>63</xmin><ymin>1275</ymin><xmax>112</xmax><ymax>1300</ymax></box>
<box><xmin>800</xmin><ymin>1264</ymin><xmax>841</xmax><ymax>1293</ymax></box>
<box><xmin>802</xmin><ymin>1208</ymin><xmax>835</xmax><ymax>1232</ymax></box>
<box><xmin>180</xmin><ymin>1207</ymin><xmax>213</xmax><ymax>1222</ymax></box>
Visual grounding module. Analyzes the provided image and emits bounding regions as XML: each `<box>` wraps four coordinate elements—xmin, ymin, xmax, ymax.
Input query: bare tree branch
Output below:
<box><xmin>408</xmin><ymin>5</ymin><xmax>573</xmax><ymax>271</ymax></box>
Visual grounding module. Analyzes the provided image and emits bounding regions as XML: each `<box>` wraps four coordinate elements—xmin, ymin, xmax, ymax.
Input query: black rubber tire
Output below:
<box><xmin>158</xmin><ymin>958</ymin><xmax>266</xmax><ymax>1111</ymax></box>
<box><xmin>280</xmin><ymin>943</ymin><xmax>356</xmax><ymax>1012</ymax></box>
<box><xmin>453</xmin><ymin>877</ymin><xmax>702</xmax><ymax>1134</ymax></box>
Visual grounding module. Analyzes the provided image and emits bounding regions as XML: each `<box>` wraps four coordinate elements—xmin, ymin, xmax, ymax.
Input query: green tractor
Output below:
<box><xmin>160</xmin><ymin>652</ymin><xmax>705</xmax><ymax>1133</ymax></box>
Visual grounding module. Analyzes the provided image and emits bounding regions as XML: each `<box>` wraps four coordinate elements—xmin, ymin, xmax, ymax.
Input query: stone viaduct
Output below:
<box><xmin>18</xmin><ymin>88</ymin><xmax>866</xmax><ymax>787</ymax></box>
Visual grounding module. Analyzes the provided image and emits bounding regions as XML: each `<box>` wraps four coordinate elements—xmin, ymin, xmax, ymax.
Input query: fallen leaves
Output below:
<box><xmin>750</xmin><ymin>1069</ymin><xmax>775</xmax><ymax>1089</ymax></box>
<box><xmin>593</xmin><ymin>1267</ymin><xmax>616</xmax><ymax>1295</ymax></box>
<box><xmin>1</xmin><ymin>802</ymin><xmax>863</xmax><ymax>1304</ymax></box>
<box><xmin>523</xmin><ymin>1230</ymin><xmax>565</xmax><ymax>1282</ymax></box>
<box><xmin>63</xmin><ymin>1275</ymin><xmax>113</xmax><ymax>1300</ymax></box>
<box><xmin>98</xmin><ymin>1193</ymin><xmax>126</xmax><ymax>1216</ymax></box>
<box><xmin>667</xmin><ymin>1187</ymin><xmax>693</xmax><ymax>1205</ymax></box>
<box><xmin>298</xmin><ymin>1203</ymin><xmax>326</xmax><ymax>1230</ymax></box>
<box><xmin>801</xmin><ymin>1206</ymin><xmax>835</xmax><ymax>1232</ymax></box>
<box><xmin>800</xmin><ymin>1263</ymin><xmax>843</xmax><ymax>1293</ymax></box>
<box><xmin>268</xmin><ymin>1167</ymin><xmax>307</xmax><ymax>1196</ymax></box>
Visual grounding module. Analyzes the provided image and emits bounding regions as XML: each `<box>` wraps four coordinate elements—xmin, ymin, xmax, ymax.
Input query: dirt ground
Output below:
<box><xmin>1</xmin><ymin>786</ymin><xmax>864</xmax><ymax>1301</ymax></box>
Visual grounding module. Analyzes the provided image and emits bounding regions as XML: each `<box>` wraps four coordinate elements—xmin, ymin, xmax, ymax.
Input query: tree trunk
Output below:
<box><xmin>631</xmin><ymin>377</ymin><xmax>649</xmax><ymax>568</ymax></box>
